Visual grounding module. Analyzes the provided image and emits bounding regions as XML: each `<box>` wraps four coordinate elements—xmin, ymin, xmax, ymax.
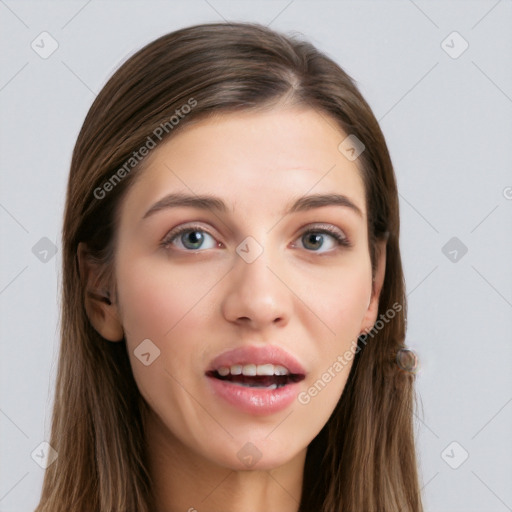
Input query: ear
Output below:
<box><xmin>77</xmin><ymin>242</ymin><xmax>124</xmax><ymax>342</ymax></box>
<box><xmin>360</xmin><ymin>239</ymin><xmax>387</xmax><ymax>334</ymax></box>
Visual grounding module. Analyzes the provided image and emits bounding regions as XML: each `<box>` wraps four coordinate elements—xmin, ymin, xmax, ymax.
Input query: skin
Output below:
<box><xmin>80</xmin><ymin>106</ymin><xmax>386</xmax><ymax>512</ymax></box>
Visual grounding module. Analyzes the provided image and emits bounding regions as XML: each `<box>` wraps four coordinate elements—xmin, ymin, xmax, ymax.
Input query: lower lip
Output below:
<box><xmin>206</xmin><ymin>376</ymin><xmax>301</xmax><ymax>416</ymax></box>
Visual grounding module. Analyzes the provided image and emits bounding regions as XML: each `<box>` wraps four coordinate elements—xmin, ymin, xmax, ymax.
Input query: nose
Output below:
<box><xmin>221</xmin><ymin>242</ymin><xmax>292</xmax><ymax>331</ymax></box>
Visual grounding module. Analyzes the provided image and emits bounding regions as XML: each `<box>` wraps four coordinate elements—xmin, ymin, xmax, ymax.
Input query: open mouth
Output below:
<box><xmin>205</xmin><ymin>349</ymin><xmax>307</xmax><ymax>414</ymax></box>
<box><xmin>206</xmin><ymin>371</ymin><xmax>304</xmax><ymax>389</ymax></box>
<box><xmin>206</xmin><ymin>364</ymin><xmax>305</xmax><ymax>390</ymax></box>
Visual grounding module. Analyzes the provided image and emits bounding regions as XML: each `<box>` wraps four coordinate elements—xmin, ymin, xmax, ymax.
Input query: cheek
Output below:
<box><xmin>115</xmin><ymin>254</ymin><xmax>223</xmax><ymax>342</ymax></box>
<box><xmin>333</xmin><ymin>270</ymin><xmax>372</xmax><ymax>329</ymax></box>
<box><xmin>115</xmin><ymin>256</ymin><xmax>217</xmax><ymax>429</ymax></box>
<box><xmin>114</xmin><ymin>253</ymin><xmax>226</xmax><ymax>403</ymax></box>
<box><xmin>305</xmin><ymin>260</ymin><xmax>373</xmax><ymax>341</ymax></box>
<box><xmin>299</xmin><ymin>260</ymin><xmax>372</xmax><ymax>413</ymax></box>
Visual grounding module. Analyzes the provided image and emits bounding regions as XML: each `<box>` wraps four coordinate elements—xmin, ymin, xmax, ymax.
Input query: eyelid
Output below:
<box><xmin>298</xmin><ymin>222</ymin><xmax>347</xmax><ymax>239</ymax></box>
<box><xmin>160</xmin><ymin>222</ymin><xmax>218</xmax><ymax>247</ymax></box>
<box><xmin>294</xmin><ymin>223</ymin><xmax>351</xmax><ymax>249</ymax></box>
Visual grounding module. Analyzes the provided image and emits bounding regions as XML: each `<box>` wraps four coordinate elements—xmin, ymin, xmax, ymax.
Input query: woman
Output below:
<box><xmin>36</xmin><ymin>21</ymin><xmax>422</xmax><ymax>512</ymax></box>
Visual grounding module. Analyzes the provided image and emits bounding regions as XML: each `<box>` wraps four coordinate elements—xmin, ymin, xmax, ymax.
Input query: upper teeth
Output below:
<box><xmin>217</xmin><ymin>364</ymin><xmax>289</xmax><ymax>377</ymax></box>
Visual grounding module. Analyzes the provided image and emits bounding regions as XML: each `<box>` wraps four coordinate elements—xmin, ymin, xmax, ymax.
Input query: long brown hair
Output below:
<box><xmin>36</xmin><ymin>22</ymin><xmax>422</xmax><ymax>511</ymax></box>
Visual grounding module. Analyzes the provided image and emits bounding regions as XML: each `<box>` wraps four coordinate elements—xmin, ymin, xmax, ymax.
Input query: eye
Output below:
<box><xmin>161</xmin><ymin>224</ymin><xmax>219</xmax><ymax>251</ymax></box>
<box><xmin>293</xmin><ymin>225</ymin><xmax>350</xmax><ymax>253</ymax></box>
<box><xmin>161</xmin><ymin>223</ymin><xmax>350</xmax><ymax>253</ymax></box>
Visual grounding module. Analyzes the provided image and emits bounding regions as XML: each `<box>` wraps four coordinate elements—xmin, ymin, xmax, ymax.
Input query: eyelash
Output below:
<box><xmin>297</xmin><ymin>224</ymin><xmax>351</xmax><ymax>249</ymax></box>
<box><xmin>160</xmin><ymin>223</ymin><xmax>351</xmax><ymax>252</ymax></box>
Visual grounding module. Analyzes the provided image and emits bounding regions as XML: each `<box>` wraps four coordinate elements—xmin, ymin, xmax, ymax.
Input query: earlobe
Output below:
<box><xmin>77</xmin><ymin>242</ymin><xmax>124</xmax><ymax>342</ymax></box>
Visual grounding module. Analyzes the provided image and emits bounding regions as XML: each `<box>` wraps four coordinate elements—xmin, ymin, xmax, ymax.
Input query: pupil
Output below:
<box><xmin>183</xmin><ymin>231</ymin><xmax>203</xmax><ymax>249</ymax></box>
<box><xmin>304</xmin><ymin>233</ymin><xmax>323</xmax><ymax>250</ymax></box>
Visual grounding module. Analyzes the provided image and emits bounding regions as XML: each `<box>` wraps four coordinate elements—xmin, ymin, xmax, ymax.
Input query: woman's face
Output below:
<box><xmin>111</xmin><ymin>106</ymin><xmax>382</xmax><ymax>471</ymax></box>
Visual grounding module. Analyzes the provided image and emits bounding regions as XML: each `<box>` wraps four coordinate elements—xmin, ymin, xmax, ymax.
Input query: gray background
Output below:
<box><xmin>1</xmin><ymin>1</ymin><xmax>511</xmax><ymax>510</ymax></box>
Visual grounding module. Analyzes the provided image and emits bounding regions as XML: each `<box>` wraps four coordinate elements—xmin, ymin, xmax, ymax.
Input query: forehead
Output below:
<box><xmin>119</xmin><ymin>107</ymin><xmax>367</xmax><ymax>222</ymax></box>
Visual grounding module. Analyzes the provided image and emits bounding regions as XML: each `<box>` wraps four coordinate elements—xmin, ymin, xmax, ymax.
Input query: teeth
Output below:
<box><xmin>234</xmin><ymin>382</ymin><xmax>278</xmax><ymax>389</ymax></box>
<box><xmin>230</xmin><ymin>364</ymin><xmax>242</xmax><ymax>375</ymax></box>
<box><xmin>215</xmin><ymin>363</ymin><xmax>290</xmax><ymax>376</ymax></box>
<box><xmin>242</xmin><ymin>364</ymin><xmax>257</xmax><ymax>376</ymax></box>
<box><xmin>273</xmin><ymin>365</ymin><xmax>289</xmax><ymax>376</ymax></box>
<box><xmin>256</xmin><ymin>364</ymin><xmax>274</xmax><ymax>376</ymax></box>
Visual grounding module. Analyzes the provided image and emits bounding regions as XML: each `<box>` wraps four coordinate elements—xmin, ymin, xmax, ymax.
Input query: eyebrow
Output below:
<box><xmin>142</xmin><ymin>192</ymin><xmax>363</xmax><ymax>219</ymax></box>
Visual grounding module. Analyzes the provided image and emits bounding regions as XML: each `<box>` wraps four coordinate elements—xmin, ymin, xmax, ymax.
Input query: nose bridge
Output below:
<box><xmin>222</xmin><ymin>234</ymin><xmax>291</xmax><ymax>327</ymax></box>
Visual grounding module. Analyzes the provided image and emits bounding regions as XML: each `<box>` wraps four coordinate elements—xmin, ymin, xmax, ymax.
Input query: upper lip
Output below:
<box><xmin>207</xmin><ymin>345</ymin><xmax>306</xmax><ymax>375</ymax></box>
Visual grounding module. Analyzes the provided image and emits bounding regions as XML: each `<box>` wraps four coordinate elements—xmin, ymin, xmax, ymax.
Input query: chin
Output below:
<box><xmin>207</xmin><ymin>438</ymin><xmax>305</xmax><ymax>473</ymax></box>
